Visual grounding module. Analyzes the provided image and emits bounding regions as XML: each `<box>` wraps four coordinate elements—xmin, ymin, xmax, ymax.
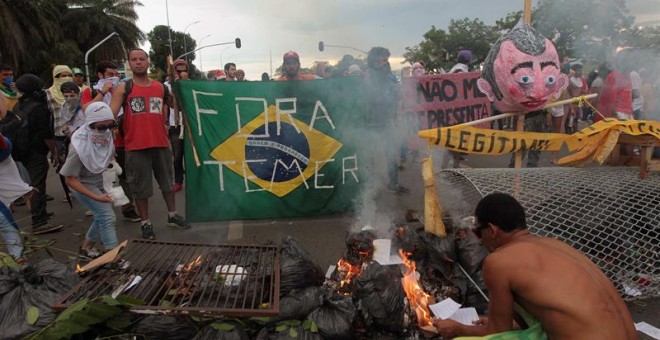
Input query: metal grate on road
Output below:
<box><xmin>56</xmin><ymin>240</ymin><xmax>280</xmax><ymax>317</ymax></box>
<box><xmin>438</xmin><ymin>167</ymin><xmax>659</xmax><ymax>301</ymax></box>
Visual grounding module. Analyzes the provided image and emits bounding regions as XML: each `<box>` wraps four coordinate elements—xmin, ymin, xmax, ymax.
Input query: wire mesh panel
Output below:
<box><xmin>438</xmin><ymin>167</ymin><xmax>659</xmax><ymax>300</ymax></box>
<box><xmin>56</xmin><ymin>240</ymin><xmax>280</xmax><ymax>317</ymax></box>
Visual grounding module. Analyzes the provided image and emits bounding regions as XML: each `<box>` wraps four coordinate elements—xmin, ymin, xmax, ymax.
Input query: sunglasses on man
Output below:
<box><xmin>175</xmin><ymin>68</ymin><xmax>188</xmax><ymax>74</ymax></box>
<box><xmin>472</xmin><ymin>220</ymin><xmax>489</xmax><ymax>239</ymax></box>
<box><xmin>90</xmin><ymin>122</ymin><xmax>118</xmax><ymax>131</ymax></box>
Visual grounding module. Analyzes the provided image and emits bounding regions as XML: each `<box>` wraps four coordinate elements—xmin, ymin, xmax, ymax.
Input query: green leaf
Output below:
<box><xmin>55</xmin><ymin>298</ymin><xmax>89</xmax><ymax>322</ymax></box>
<box><xmin>250</xmin><ymin>316</ymin><xmax>272</xmax><ymax>324</ymax></box>
<box><xmin>167</xmin><ymin>289</ymin><xmax>178</xmax><ymax>296</ymax></box>
<box><xmin>115</xmin><ymin>295</ymin><xmax>146</xmax><ymax>306</ymax></box>
<box><xmin>210</xmin><ymin>322</ymin><xmax>235</xmax><ymax>331</ymax></box>
<box><xmin>101</xmin><ymin>295</ymin><xmax>121</xmax><ymax>306</ymax></box>
<box><xmin>289</xmin><ymin>320</ymin><xmax>301</xmax><ymax>327</ymax></box>
<box><xmin>160</xmin><ymin>300</ymin><xmax>175</xmax><ymax>308</ymax></box>
<box><xmin>310</xmin><ymin>321</ymin><xmax>318</xmax><ymax>333</ymax></box>
<box><xmin>26</xmin><ymin>306</ymin><xmax>40</xmax><ymax>325</ymax></box>
<box><xmin>85</xmin><ymin>303</ymin><xmax>122</xmax><ymax>320</ymax></box>
<box><xmin>275</xmin><ymin>324</ymin><xmax>288</xmax><ymax>332</ymax></box>
<box><xmin>289</xmin><ymin>327</ymin><xmax>298</xmax><ymax>338</ymax></box>
<box><xmin>69</xmin><ymin>312</ymin><xmax>102</xmax><ymax>326</ymax></box>
<box><xmin>106</xmin><ymin>316</ymin><xmax>132</xmax><ymax>329</ymax></box>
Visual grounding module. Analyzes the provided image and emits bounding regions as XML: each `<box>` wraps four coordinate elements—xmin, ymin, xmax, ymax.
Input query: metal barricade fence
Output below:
<box><xmin>438</xmin><ymin>167</ymin><xmax>659</xmax><ymax>300</ymax></box>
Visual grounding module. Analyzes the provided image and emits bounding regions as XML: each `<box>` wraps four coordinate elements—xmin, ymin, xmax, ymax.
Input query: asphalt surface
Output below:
<box><xmin>8</xmin><ymin>129</ymin><xmax>659</xmax><ymax>339</ymax></box>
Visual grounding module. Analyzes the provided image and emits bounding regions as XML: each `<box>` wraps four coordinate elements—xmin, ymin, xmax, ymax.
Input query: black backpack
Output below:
<box><xmin>0</xmin><ymin>102</ymin><xmax>36</xmax><ymax>162</ymax></box>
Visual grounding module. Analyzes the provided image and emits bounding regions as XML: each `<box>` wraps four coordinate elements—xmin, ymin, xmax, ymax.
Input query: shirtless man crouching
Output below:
<box><xmin>434</xmin><ymin>193</ymin><xmax>637</xmax><ymax>340</ymax></box>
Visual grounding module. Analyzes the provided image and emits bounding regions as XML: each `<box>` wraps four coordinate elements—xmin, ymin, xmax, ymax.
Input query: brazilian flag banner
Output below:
<box><xmin>174</xmin><ymin>78</ymin><xmax>368</xmax><ymax>222</ymax></box>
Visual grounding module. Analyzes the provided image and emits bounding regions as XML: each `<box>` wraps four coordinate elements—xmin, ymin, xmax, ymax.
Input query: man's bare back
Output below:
<box><xmin>491</xmin><ymin>234</ymin><xmax>637</xmax><ymax>340</ymax></box>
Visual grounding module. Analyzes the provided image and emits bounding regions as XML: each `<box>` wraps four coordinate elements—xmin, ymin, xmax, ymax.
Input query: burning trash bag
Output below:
<box><xmin>280</xmin><ymin>236</ymin><xmax>324</xmax><ymax>296</ymax></box>
<box><xmin>307</xmin><ymin>287</ymin><xmax>357</xmax><ymax>340</ymax></box>
<box><xmin>353</xmin><ymin>261</ymin><xmax>405</xmax><ymax>333</ymax></box>
<box><xmin>275</xmin><ymin>286</ymin><xmax>324</xmax><ymax>322</ymax></box>
<box><xmin>0</xmin><ymin>259</ymin><xmax>78</xmax><ymax>339</ymax></box>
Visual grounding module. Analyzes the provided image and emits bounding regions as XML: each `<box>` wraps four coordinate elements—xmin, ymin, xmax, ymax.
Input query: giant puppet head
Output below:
<box><xmin>477</xmin><ymin>24</ymin><xmax>568</xmax><ymax>113</ymax></box>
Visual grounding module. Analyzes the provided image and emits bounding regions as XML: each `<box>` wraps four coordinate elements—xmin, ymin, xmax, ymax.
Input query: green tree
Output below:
<box><xmin>62</xmin><ymin>0</ymin><xmax>146</xmax><ymax>64</ymax></box>
<box><xmin>147</xmin><ymin>25</ymin><xmax>198</xmax><ymax>75</ymax></box>
<box><xmin>404</xmin><ymin>18</ymin><xmax>499</xmax><ymax>72</ymax></box>
<box><xmin>0</xmin><ymin>0</ymin><xmax>144</xmax><ymax>81</ymax></box>
<box><xmin>0</xmin><ymin>0</ymin><xmax>66</xmax><ymax>73</ymax></box>
<box><xmin>533</xmin><ymin>0</ymin><xmax>634</xmax><ymax>61</ymax></box>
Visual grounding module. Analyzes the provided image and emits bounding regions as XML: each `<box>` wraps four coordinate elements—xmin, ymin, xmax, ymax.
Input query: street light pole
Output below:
<box><xmin>183</xmin><ymin>20</ymin><xmax>201</xmax><ymax>61</ymax></box>
<box><xmin>198</xmin><ymin>34</ymin><xmax>211</xmax><ymax>73</ymax></box>
<box><xmin>165</xmin><ymin>0</ymin><xmax>173</xmax><ymax>58</ymax></box>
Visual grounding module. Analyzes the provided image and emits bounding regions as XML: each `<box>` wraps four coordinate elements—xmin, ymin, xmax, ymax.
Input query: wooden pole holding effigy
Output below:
<box><xmin>514</xmin><ymin>0</ymin><xmax>534</xmax><ymax>169</ymax></box>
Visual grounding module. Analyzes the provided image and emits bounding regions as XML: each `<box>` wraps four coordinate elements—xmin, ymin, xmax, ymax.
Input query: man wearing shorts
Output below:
<box><xmin>110</xmin><ymin>48</ymin><xmax>190</xmax><ymax>239</ymax></box>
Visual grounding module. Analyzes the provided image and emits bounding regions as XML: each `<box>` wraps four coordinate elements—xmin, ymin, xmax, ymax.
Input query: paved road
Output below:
<box><xmin>9</xmin><ymin>138</ymin><xmax>659</xmax><ymax>338</ymax></box>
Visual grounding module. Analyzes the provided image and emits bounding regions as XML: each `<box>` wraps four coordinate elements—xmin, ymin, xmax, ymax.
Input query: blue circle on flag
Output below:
<box><xmin>245</xmin><ymin>122</ymin><xmax>310</xmax><ymax>182</ymax></box>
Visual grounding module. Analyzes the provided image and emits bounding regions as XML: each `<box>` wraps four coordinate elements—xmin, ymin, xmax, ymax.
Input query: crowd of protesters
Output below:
<box><xmin>0</xmin><ymin>42</ymin><xmax>658</xmax><ymax>263</ymax></box>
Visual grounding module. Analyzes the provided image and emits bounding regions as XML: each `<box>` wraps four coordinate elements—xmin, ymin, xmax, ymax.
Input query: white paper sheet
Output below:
<box><xmin>449</xmin><ymin>307</ymin><xmax>480</xmax><ymax>326</ymax></box>
<box><xmin>636</xmin><ymin>322</ymin><xmax>660</xmax><ymax>339</ymax></box>
<box><xmin>429</xmin><ymin>298</ymin><xmax>462</xmax><ymax>320</ymax></box>
<box><xmin>326</xmin><ymin>265</ymin><xmax>336</xmax><ymax>279</ymax></box>
<box><xmin>374</xmin><ymin>254</ymin><xmax>404</xmax><ymax>265</ymax></box>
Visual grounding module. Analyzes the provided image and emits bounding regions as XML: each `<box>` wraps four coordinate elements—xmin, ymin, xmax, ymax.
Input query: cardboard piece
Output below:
<box><xmin>76</xmin><ymin>240</ymin><xmax>128</xmax><ymax>273</ymax></box>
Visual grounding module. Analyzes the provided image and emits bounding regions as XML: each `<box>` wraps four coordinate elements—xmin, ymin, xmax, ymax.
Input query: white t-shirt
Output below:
<box><xmin>630</xmin><ymin>71</ymin><xmax>643</xmax><ymax>111</ymax></box>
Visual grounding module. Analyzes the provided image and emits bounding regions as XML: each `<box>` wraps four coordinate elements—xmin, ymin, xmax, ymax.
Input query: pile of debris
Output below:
<box><xmin>1</xmin><ymin>220</ymin><xmax>488</xmax><ymax>339</ymax></box>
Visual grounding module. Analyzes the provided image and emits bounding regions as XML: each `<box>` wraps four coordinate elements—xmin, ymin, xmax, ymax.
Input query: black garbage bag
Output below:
<box><xmin>279</xmin><ymin>236</ymin><xmax>324</xmax><ymax>296</ymax></box>
<box><xmin>344</xmin><ymin>230</ymin><xmax>376</xmax><ymax>264</ymax></box>
<box><xmin>455</xmin><ymin>231</ymin><xmax>489</xmax><ymax>277</ymax></box>
<box><xmin>353</xmin><ymin>262</ymin><xmax>404</xmax><ymax>333</ymax></box>
<box><xmin>307</xmin><ymin>288</ymin><xmax>356</xmax><ymax>340</ymax></box>
<box><xmin>255</xmin><ymin>321</ymin><xmax>323</xmax><ymax>340</ymax></box>
<box><xmin>393</xmin><ymin>224</ymin><xmax>427</xmax><ymax>262</ymax></box>
<box><xmin>275</xmin><ymin>286</ymin><xmax>324</xmax><ymax>321</ymax></box>
<box><xmin>0</xmin><ymin>259</ymin><xmax>78</xmax><ymax>339</ymax></box>
<box><xmin>421</xmin><ymin>231</ymin><xmax>456</xmax><ymax>279</ymax></box>
<box><xmin>129</xmin><ymin>315</ymin><xmax>196</xmax><ymax>340</ymax></box>
<box><xmin>193</xmin><ymin>320</ymin><xmax>250</xmax><ymax>340</ymax></box>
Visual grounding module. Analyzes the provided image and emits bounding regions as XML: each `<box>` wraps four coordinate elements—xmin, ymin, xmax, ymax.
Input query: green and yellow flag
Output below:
<box><xmin>174</xmin><ymin>78</ymin><xmax>367</xmax><ymax>222</ymax></box>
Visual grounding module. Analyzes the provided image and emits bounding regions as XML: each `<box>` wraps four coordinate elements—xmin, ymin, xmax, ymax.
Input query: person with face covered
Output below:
<box><xmin>60</xmin><ymin>102</ymin><xmax>119</xmax><ymax>258</ymax></box>
<box><xmin>47</xmin><ymin>65</ymin><xmax>75</xmax><ymax>159</ymax></box>
<box><xmin>1</xmin><ymin>64</ymin><xmax>18</xmax><ymax>111</ymax></box>
<box><xmin>81</xmin><ymin>61</ymin><xmax>119</xmax><ymax>111</ymax></box>
<box><xmin>60</xmin><ymin>81</ymin><xmax>85</xmax><ymax>136</ymax></box>
<box><xmin>80</xmin><ymin>61</ymin><xmax>140</xmax><ymax>222</ymax></box>
<box><xmin>14</xmin><ymin>74</ymin><xmax>63</xmax><ymax>234</ymax></box>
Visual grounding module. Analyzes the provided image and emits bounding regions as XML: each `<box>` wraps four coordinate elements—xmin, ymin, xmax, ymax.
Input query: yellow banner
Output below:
<box><xmin>418</xmin><ymin>119</ymin><xmax>660</xmax><ymax>155</ymax></box>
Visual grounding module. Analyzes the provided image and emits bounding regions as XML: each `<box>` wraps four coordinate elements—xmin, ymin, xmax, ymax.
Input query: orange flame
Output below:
<box><xmin>336</xmin><ymin>258</ymin><xmax>362</xmax><ymax>289</ymax></box>
<box><xmin>183</xmin><ymin>255</ymin><xmax>202</xmax><ymax>272</ymax></box>
<box><xmin>75</xmin><ymin>264</ymin><xmax>83</xmax><ymax>273</ymax></box>
<box><xmin>399</xmin><ymin>249</ymin><xmax>433</xmax><ymax>327</ymax></box>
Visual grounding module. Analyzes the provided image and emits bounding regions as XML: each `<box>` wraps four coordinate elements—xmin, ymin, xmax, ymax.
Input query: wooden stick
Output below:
<box><xmin>453</xmin><ymin>94</ymin><xmax>598</xmax><ymax>128</ymax></box>
<box><xmin>523</xmin><ymin>0</ymin><xmax>532</xmax><ymax>24</ymax></box>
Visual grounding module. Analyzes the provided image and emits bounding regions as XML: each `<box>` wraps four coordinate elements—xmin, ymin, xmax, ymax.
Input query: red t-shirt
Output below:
<box><xmin>597</xmin><ymin>71</ymin><xmax>632</xmax><ymax>122</ymax></box>
<box><xmin>80</xmin><ymin>87</ymin><xmax>94</xmax><ymax>106</ymax></box>
<box><xmin>122</xmin><ymin>81</ymin><xmax>169</xmax><ymax>151</ymax></box>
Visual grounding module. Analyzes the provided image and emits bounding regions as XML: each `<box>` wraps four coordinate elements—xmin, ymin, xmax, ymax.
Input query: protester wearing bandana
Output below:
<box><xmin>60</xmin><ymin>102</ymin><xmax>119</xmax><ymax>259</ymax></box>
<box><xmin>47</xmin><ymin>65</ymin><xmax>75</xmax><ymax>163</ymax></box>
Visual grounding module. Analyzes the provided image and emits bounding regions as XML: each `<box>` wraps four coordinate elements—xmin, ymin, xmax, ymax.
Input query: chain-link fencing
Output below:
<box><xmin>438</xmin><ymin>167</ymin><xmax>659</xmax><ymax>300</ymax></box>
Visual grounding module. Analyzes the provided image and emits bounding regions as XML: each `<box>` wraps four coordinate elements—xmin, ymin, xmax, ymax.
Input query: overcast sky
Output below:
<box><xmin>136</xmin><ymin>0</ymin><xmax>660</xmax><ymax>80</ymax></box>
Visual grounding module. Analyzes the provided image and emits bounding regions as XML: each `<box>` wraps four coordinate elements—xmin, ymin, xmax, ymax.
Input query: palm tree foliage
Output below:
<box><xmin>0</xmin><ymin>0</ymin><xmax>144</xmax><ymax>79</ymax></box>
